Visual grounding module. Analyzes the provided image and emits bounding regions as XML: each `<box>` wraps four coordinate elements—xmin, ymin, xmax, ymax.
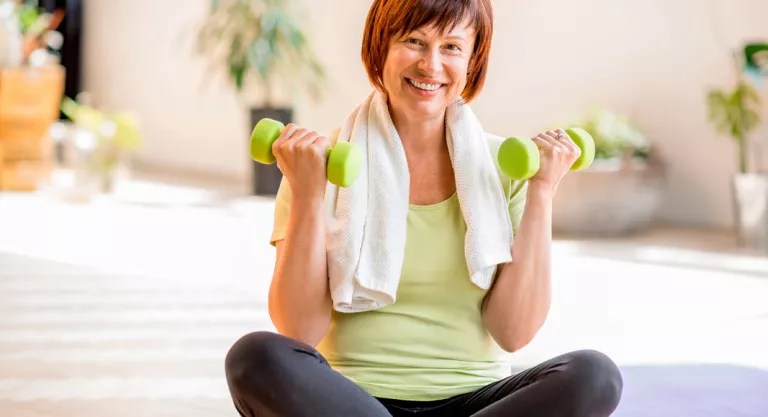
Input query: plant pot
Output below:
<box><xmin>249</xmin><ymin>107</ymin><xmax>292</xmax><ymax>196</ymax></box>
<box><xmin>552</xmin><ymin>157</ymin><xmax>665</xmax><ymax>236</ymax></box>
<box><xmin>732</xmin><ymin>172</ymin><xmax>768</xmax><ymax>251</ymax></box>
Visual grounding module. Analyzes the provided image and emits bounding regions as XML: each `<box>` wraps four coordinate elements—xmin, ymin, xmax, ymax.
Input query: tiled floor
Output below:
<box><xmin>1</xmin><ymin>175</ymin><xmax>767</xmax><ymax>416</ymax></box>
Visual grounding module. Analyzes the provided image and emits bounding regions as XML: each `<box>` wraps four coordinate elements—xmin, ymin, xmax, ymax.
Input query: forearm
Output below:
<box><xmin>269</xmin><ymin>197</ymin><xmax>332</xmax><ymax>346</ymax></box>
<box><xmin>483</xmin><ymin>183</ymin><xmax>553</xmax><ymax>352</ymax></box>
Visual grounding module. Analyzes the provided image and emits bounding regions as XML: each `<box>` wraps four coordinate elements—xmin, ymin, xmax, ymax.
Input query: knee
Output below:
<box><xmin>224</xmin><ymin>331</ymin><xmax>294</xmax><ymax>394</ymax></box>
<box><xmin>566</xmin><ymin>350</ymin><xmax>623</xmax><ymax>415</ymax></box>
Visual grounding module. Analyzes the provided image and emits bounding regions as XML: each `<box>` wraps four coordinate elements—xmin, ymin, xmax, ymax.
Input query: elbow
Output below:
<box><xmin>495</xmin><ymin>332</ymin><xmax>537</xmax><ymax>353</ymax></box>
<box><xmin>490</xmin><ymin>319</ymin><xmax>547</xmax><ymax>353</ymax></box>
<box><xmin>268</xmin><ymin>307</ymin><xmax>331</xmax><ymax>348</ymax></box>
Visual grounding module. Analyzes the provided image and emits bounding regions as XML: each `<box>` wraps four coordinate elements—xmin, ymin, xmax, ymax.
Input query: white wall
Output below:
<box><xmin>82</xmin><ymin>0</ymin><xmax>768</xmax><ymax>230</ymax></box>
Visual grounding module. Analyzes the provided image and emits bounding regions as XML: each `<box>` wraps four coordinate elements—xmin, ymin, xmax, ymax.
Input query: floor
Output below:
<box><xmin>1</xmin><ymin>173</ymin><xmax>767</xmax><ymax>416</ymax></box>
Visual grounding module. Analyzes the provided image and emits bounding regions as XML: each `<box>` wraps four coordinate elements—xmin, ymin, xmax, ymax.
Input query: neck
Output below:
<box><xmin>389</xmin><ymin>102</ymin><xmax>446</xmax><ymax>154</ymax></box>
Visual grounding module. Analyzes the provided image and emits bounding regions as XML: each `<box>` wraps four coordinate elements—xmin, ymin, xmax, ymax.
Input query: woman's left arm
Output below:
<box><xmin>482</xmin><ymin>129</ymin><xmax>582</xmax><ymax>352</ymax></box>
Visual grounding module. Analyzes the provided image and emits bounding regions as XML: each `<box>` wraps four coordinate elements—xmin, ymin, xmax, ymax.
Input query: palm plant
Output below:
<box><xmin>706</xmin><ymin>53</ymin><xmax>762</xmax><ymax>174</ymax></box>
<box><xmin>195</xmin><ymin>0</ymin><xmax>325</xmax><ymax>107</ymax></box>
<box><xmin>195</xmin><ymin>0</ymin><xmax>326</xmax><ymax>195</ymax></box>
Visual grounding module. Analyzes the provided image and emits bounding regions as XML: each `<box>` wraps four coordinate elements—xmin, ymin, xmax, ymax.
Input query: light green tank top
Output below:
<box><xmin>269</xmin><ymin>131</ymin><xmax>528</xmax><ymax>401</ymax></box>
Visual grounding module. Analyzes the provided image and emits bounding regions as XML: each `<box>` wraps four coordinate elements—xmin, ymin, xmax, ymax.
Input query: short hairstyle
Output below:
<box><xmin>361</xmin><ymin>0</ymin><xmax>494</xmax><ymax>104</ymax></box>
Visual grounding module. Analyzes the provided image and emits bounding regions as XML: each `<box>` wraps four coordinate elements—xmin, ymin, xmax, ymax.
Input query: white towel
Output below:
<box><xmin>325</xmin><ymin>90</ymin><xmax>514</xmax><ymax>313</ymax></box>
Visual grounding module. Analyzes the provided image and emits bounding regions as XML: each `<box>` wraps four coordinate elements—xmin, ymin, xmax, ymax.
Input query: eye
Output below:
<box><xmin>405</xmin><ymin>38</ymin><xmax>422</xmax><ymax>46</ymax></box>
<box><xmin>445</xmin><ymin>44</ymin><xmax>461</xmax><ymax>52</ymax></box>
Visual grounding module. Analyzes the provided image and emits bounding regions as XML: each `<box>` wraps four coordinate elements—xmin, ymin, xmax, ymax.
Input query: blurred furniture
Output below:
<box><xmin>40</xmin><ymin>0</ymin><xmax>83</xmax><ymax>111</ymax></box>
<box><xmin>552</xmin><ymin>156</ymin><xmax>665</xmax><ymax>236</ymax></box>
<box><xmin>0</xmin><ymin>64</ymin><xmax>65</xmax><ymax>190</ymax></box>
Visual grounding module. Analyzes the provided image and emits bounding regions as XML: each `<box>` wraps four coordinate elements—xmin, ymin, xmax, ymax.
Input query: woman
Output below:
<box><xmin>225</xmin><ymin>0</ymin><xmax>623</xmax><ymax>416</ymax></box>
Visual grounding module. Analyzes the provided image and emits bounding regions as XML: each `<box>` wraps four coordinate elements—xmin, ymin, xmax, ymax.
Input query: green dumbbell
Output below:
<box><xmin>250</xmin><ymin>118</ymin><xmax>363</xmax><ymax>188</ymax></box>
<box><xmin>497</xmin><ymin>128</ymin><xmax>596</xmax><ymax>180</ymax></box>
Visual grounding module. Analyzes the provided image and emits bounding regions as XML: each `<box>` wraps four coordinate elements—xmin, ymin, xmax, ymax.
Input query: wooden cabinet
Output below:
<box><xmin>0</xmin><ymin>65</ymin><xmax>65</xmax><ymax>190</ymax></box>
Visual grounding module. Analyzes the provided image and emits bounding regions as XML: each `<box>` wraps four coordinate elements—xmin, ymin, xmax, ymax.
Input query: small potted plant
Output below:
<box><xmin>706</xmin><ymin>48</ymin><xmax>764</xmax><ymax>248</ymax></box>
<box><xmin>551</xmin><ymin>108</ymin><xmax>665</xmax><ymax>236</ymax></box>
<box><xmin>195</xmin><ymin>0</ymin><xmax>326</xmax><ymax>195</ymax></box>
<box><xmin>57</xmin><ymin>94</ymin><xmax>143</xmax><ymax>194</ymax></box>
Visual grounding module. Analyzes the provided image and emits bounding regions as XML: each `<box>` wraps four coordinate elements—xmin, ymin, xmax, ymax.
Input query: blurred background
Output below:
<box><xmin>0</xmin><ymin>0</ymin><xmax>767</xmax><ymax>416</ymax></box>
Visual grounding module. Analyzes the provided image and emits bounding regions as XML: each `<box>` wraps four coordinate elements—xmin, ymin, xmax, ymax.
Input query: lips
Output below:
<box><xmin>406</xmin><ymin>77</ymin><xmax>445</xmax><ymax>92</ymax></box>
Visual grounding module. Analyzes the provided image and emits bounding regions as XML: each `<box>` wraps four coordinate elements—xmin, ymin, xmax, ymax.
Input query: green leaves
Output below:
<box><xmin>706</xmin><ymin>78</ymin><xmax>761</xmax><ymax>173</ymax></box>
<box><xmin>706</xmin><ymin>80</ymin><xmax>761</xmax><ymax>142</ymax></box>
<box><xmin>196</xmin><ymin>0</ymin><xmax>326</xmax><ymax>105</ymax></box>
<box><xmin>60</xmin><ymin>96</ymin><xmax>143</xmax><ymax>151</ymax></box>
<box><xmin>569</xmin><ymin>108</ymin><xmax>650</xmax><ymax>160</ymax></box>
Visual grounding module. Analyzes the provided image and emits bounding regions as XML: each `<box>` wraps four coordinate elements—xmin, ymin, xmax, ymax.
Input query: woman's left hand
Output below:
<box><xmin>529</xmin><ymin>129</ymin><xmax>582</xmax><ymax>195</ymax></box>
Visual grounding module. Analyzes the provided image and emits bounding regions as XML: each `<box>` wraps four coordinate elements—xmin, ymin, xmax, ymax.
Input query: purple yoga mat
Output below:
<box><xmin>612</xmin><ymin>364</ymin><xmax>768</xmax><ymax>417</ymax></box>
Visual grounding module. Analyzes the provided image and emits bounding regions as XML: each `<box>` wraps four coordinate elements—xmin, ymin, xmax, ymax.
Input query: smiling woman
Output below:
<box><xmin>224</xmin><ymin>0</ymin><xmax>623</xmax><ymax>416</ymax></box>
<box><xmin>361</xmin><ymin>0</ymin><xmax>493</xmax><ymax>104</ymax></box>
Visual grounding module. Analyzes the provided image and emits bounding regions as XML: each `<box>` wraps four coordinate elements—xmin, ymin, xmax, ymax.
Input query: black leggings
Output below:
<box><xmin>225</xmin><ymin>331</ymin><xmax>623</xmax><ymax>417</ymax></box>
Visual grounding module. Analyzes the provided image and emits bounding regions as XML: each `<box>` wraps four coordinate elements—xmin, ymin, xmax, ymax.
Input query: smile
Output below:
<box><xmin>406</xmin><ymin>78</ymin><xmax>444</xmax><ymax>92</ymax></box>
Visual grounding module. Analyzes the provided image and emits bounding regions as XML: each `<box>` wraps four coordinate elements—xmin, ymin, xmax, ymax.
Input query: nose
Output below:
<box><xmin>417</xmin><ymin>47</ymin><xmax>442</xmax><ymax>76</ymax></box>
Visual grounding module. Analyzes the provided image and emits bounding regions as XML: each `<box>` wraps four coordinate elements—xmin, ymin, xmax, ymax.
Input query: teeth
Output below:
<box><xmin>408</xmin><ymin>79</ymin><xmax>442</xmax><ymax>91</ymax></box>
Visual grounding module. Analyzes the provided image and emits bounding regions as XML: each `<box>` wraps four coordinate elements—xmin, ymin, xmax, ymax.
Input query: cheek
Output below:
<box><xmin>449</xmin><ymin>59</ymin><xmax>471</xmax><ymax>90</ymax></box>
<box><xmin>383</xmin><ymin>52</ymin><xmax>407</xmax><ymax>84</ymax></box>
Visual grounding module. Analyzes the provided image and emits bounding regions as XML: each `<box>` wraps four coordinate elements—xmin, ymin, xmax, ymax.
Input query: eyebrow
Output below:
<box><xmin>415</xmin><ymin>29</ymin><xmax>468</xmax><ymax>42</ymax></box>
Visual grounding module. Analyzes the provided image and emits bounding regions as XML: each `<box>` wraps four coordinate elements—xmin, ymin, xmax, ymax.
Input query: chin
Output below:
<box><xmin>409</xmin><ymin>100</ymin><xmax>446</xmax><ymax>118</ymax></box>
<box><xmin>405</xmin><ymin>92</ymin><xmax>452</xmax><ymax>118</ymax></box>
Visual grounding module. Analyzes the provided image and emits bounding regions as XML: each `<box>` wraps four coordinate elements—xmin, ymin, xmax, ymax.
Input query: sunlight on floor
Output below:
<box><xmin>1</xmin><ymin>178</ymin><xmax>767</xmax><ymax>416</ymax></box>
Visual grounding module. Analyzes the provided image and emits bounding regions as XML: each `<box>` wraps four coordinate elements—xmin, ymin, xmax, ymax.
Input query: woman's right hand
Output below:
<box><xmin>272</xmin><ymin>124</ymin><xmax>330</xmax><ymax>201</ymax></box>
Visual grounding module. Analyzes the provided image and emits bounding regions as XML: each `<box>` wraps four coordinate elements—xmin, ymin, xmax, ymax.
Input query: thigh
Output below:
<box><xmin>429</xmin><ymin>350</ymin><xmax>622</xmax><ymax>417</ymax></box>
<box><xmin>225</xmin><ymin>331</ymin><xmax>392</xmax><ymax>417</ymax></box>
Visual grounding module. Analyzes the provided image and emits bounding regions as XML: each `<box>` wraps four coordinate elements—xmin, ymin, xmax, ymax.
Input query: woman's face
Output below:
<box><xmin>382</xmin><ymin>19</ymin><xmax>475</xmax><ymax>121</ymax></box>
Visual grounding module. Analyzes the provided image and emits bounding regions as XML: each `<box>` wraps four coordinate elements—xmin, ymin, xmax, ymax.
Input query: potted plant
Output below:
<box><xmin>706</xmin><ymin>49</ymin><xmax>764</xmax><ymax>248</ymax></box>
<box><xmin>58</xmin><ymin>94</ymin><xmax>143</xmax><ymax>193</ymax></box>
<box><xmin>195</xmin><ymin>0</ymin><xmax>325</xmax><ymax>195</ymax></box>
<box><xmin>551</xmin><ymin>108</ymin><xmax>665</xmax><ymax>236</ymax></box>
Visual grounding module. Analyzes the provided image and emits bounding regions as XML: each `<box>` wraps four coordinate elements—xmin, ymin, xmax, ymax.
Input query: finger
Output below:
<box><xmin>556</xmin><ymin>129</ymin><xmax>579</xmax><ymax>152</ymax></box>
<box><xmin>553</xmin><ymin>128</ymin><xmax>581</xmax><ymax>156</ymax></box>
<box><xmin>313</xmin><ymin>134</ymin><xmax>330</xmax><ymax>145</ymax></box>
<box><xmin>272</xmin><ymin>123</ymin><xmax>299</xmax><ymax>153</ymax></box>
<box><xmin>312</xmin><ymin>135</ymin><xmax>331</xmax><ymax>150</ymax></box>
<box><xmin>297</xmin><ymin>131</ymin><xmax>320</xmax><ymax>149</ymax></box>
<box><xmin>545</xmin><ymin>130</ymin><xmax>569</xmax><ymax>150</ymax></box>
<box><xmin>533</xmin><ymin>132</ymin><xmax>558</xmax><ymax>149</ymax></box>
<box><xmin>530</xmin><ymin>135</ymin><xmax>550</xmax><ymax>150</ymax></box>
<box><xmin>289</xmin><ymin>127</ymin><xmax>312</xmax><ymax>143</ymax></box>
<box><xmin>282</xmin><ymin>127</ymin><xmax>312</xmax><ymax>151</ymax></box>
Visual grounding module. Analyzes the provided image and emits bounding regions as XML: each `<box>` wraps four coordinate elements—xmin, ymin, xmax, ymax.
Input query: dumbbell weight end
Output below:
<box><xmin>566</xmin><ymin>127</ymin><xmax>595</xmax><ymax>171</ymax></box>
<box><xmin>250</xmin><ymin>118</ymin><xmax>284</xmax><ymax>165</ymax></box>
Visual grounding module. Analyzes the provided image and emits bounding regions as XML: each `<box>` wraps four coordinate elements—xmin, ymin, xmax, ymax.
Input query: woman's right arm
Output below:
<box><xmin>268</xmin><ymin>124</ymin><xmax>333</xmax><ymax>347</ymax></box>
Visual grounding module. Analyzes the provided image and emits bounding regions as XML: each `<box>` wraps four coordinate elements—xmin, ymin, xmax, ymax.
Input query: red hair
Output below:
<box><xmin>361</xmin><ymin>0</ymin><xmax>494</xmax><ymax>103</ymax></box>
